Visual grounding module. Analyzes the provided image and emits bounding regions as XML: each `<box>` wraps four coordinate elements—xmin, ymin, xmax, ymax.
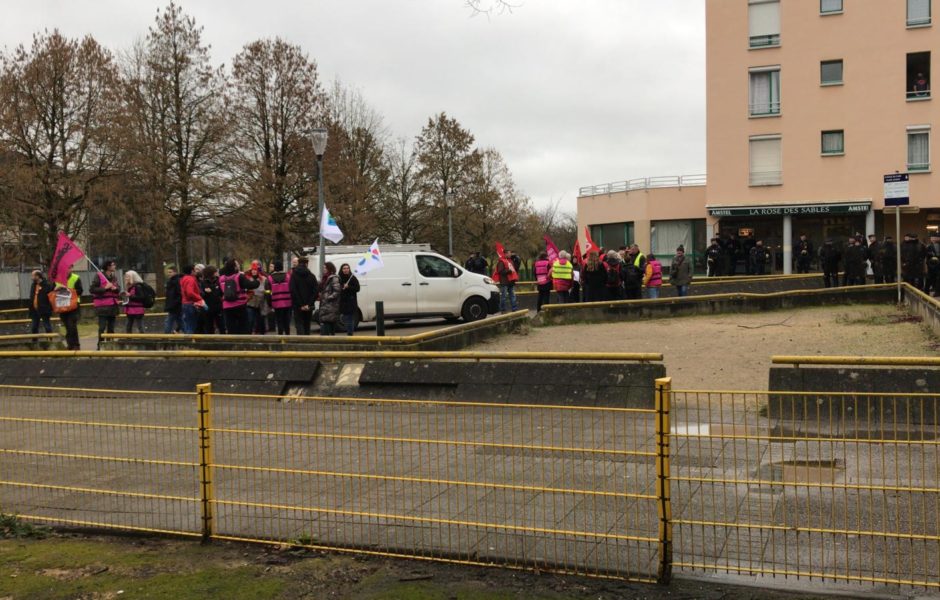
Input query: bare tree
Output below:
<box><xmin>0</xmin><ymin>30</ymin><xmax>121</xmax><ymax>258</ymax></box>
<box><xmin>375</xmin><ymin>138</ymin><xmax>428</xmax><ymax>243</ymax></box>
<box><xmin>462</xmin><ymin>147</ymin><xmax>530</xmax><ymax>256</ymax></box>
<box><xmin>119</xmin><ymin>2</ymin><xmax>230</xmax><ymax>267</ymax></box>
<box><xmin>466</xmin><ymin>0</ymin><xmax>521</xmax><ymax>17</ymax></box>
<box><xmin>229</xmin><ymin>37</ymin><xmax>324</xmax><ymax>257</ymax></box>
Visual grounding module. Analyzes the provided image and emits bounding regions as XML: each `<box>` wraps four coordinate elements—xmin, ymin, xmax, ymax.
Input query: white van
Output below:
<box><xmin>308</xmin><ymin>245</ymin><xmax>500</xmax><ymax>323</ymax></box>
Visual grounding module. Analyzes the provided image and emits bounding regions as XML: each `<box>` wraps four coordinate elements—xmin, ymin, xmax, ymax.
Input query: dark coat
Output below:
<box><xmin>164</xmin><ymin>274</ymin><xmax>182</xmax><ymax>313</ymax></box>
<box><xmin>901</xmin><ymin>240</ymin><xmax>926</xmax><ymax>279</ymax></box>
<box><xmin>201</xmin><ymin>276</ymin><xmax>223</xmax><ymax>313</ymax></box>
<box><xmin>819</xmin><ymin>244</ymin><xmax>841</xmax><ymax>271</ymax></box>
<box><xmin>28</xmin><ymin>279</ymin><xmax>54</xmax><ymax>318</ymax></box>
<box><xmin>581</xmin><ymin>261</ymin><xmax>607</xmax><ymax>301</ymax></box>
<box><xmin>339</xmin><ymin>273</ymin><xmax>360</xmax><ymax>315</ymax></box>
<box><xmin>289</xmin><ymin>266</ymin><xmax>318</xmax><ymax>309</ymax></box>
<box><xmin>843</xmin><ymin>244</ymin><xmax>867</xmax><ymax>279</ymax></box>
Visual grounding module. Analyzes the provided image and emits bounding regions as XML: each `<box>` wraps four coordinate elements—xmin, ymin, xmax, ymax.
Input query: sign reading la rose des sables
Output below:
<box><xmin>708</xmin><ymin>203</ymin><xmax>870</xmax><ymax>218</ymax></box>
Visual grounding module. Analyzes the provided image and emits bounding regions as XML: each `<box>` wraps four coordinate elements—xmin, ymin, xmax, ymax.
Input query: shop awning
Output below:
<box><xmin>707</xmin><ymin>201</ymin><xmax>871</xmax><ymax>218</ymax></box>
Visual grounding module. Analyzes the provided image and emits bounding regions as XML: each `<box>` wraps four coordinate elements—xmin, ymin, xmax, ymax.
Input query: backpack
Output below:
<box><xmin>137</xmin><ymin>282</ymin><xmax>156</xmax><ymax>308</ymax></box>
<box><xmin>222</xmin><ymin>276</ymin><xmax>239</xmax><ymax>302</ymax></box>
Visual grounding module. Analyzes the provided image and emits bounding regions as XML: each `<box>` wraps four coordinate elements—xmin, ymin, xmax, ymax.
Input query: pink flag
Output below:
<box><xmin>543</xmin><ymin>235</ymin><xmax>559</xmax><ymax>263</ymax></box>
<box><xmin>48</xmin><ymin>232</ymin><xmax>85</xmax><ymax>285</ymax></box>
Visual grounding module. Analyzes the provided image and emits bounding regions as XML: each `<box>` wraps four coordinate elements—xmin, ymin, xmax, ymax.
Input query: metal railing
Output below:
<box><xmin>2</xmin><ymin>377</ymin><xmax>938</xmax><ymax>590</ymax></box>
<box><xmin>670</xmin><ymin>388</ymin><xmax>940</xmax><ymax>589</ymax></box>
<box><xmin>0</xmin><ymin>380</ymin><xmax>669</xmax><ymax>583</ymax></box>
<box><xmin>578</xmin><ymin>174</ymin><xmax>706</xmax><ymax>198</ymax></box>
<box><xmin>749</xmin><ymin>101</ymin><xmax>781</xmax><ymax>117</ymax></box>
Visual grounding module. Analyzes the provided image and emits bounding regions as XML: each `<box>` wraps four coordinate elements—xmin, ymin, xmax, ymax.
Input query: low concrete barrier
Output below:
<box><xmin>0</xmin><ymin>350</ymin><xmax>663</xmax><ymax>406</ymax></box>
<box><xmin>100</xmin><ymin>310</ymin><xmax>529</xmax><ymax>352</ymax></box>
<box><xmin>0</xmin><ymin>333</ymin><xmax>65</xmax><ymax>350</ymax></box>
<box><xmin>902</xmin><ymin>283</ymin><xmax>940</xmax><ymax>338</ymax></box>
<box><xmin>768</xmin><ymin>355</ymin><xmax>940</xmax><ymax>426</ymax></box>
<box><xmin>536</xmin><ymin>285</ymin><xmax>897</xmax><ymax>326</ymax></box>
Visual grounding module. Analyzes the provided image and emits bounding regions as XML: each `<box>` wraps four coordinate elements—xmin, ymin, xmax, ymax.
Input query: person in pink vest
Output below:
<box><xmin>90</xmin><ymin>260</ymin><xmax>121</xmax><ymax>350</ymax></box>
<box><xmin>643</xmin><ymin>253</ymin><xmax>664</xmax><ymax>299</ymax></box>
<box><xmin>266</xmin><ymin>261</ymin><xmax>292</xmax><ymax>335</ymax></box>
<box><xmin>123</xmin><ymin>270</ymin><xmax>147</xmax><ymax>333</ymax></box>
<box><xmin>533</xmin><ymin>252</ymin><xmax>552</xmax><ymax>312</ymax></box>
<box><xmin>218</xmin><ymin>258</ymin><xmax>261</xmax><ymax>335</ymax></box>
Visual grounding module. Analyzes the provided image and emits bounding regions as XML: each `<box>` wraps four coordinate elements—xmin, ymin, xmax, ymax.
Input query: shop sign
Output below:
<box><xmin>708</xmin><ymin>203</ymin><xmax>870</xmax><ymax>217</ymax></box>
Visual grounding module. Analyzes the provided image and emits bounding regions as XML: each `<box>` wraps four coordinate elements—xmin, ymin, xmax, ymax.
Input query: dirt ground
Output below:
<box><xmin>473</xmin><ymin>305</ymin><xmax>939</xmax><ymax>389</ymax></box>
<box><xmin>0</xmin><ymin>532</ymin><xmax>886</xmax><ymax>600</ymax></box>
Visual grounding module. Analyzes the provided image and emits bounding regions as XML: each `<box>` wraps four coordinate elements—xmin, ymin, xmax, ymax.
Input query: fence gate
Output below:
<box><xmin>206</xmin><ymin>385</ymin><xmax>667</xmax><ymax>582</ymax></box>
<box><xmin>670</xmin><ymin>389</ymin><xmax>940</xmax><ymax>590</ymax></box>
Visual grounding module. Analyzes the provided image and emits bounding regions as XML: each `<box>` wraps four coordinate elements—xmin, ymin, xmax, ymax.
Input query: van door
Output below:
<box><xmin>358</xmin><ymin>254</ymin><xmax>417</xmax><ymax>317</ymax></box>
<box><xmin>415</xmin><ymin>254</ymin><xmax>462</xmax><ymax>315</ymax></box>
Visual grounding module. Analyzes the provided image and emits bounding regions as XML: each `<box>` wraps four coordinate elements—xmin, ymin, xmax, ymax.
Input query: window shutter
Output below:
<box><xmin>749</xmin><ymin>0</ymin><xmax>780</xmax><ymax>38</ymax></box>
<box><xmin>749</xmin><ymin>137</ymin><xmax>782</xmax><ymax>184</ymax></box>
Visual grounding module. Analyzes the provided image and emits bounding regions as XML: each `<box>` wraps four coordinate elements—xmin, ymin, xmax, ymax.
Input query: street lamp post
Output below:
<box><xmin>311</xmin><ymin>128</ymin><xmax>329</xmax><ymax>277</ymax></box>
<box><xmin>445</xmin><ymin>191</ymin><xmax>455</xmax><ymax>258</ymax></box>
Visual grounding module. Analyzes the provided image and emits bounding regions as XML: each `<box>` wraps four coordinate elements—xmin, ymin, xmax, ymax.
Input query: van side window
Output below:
<box><xmin>416</xmin><ymin>255</ymin><xmax>454</xmax><ymax>278</ymax></box>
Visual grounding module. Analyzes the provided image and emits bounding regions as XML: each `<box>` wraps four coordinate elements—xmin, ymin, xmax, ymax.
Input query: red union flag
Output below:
<box><xmin>48</xmin><ymin>232</ymin><xmax>85</xmax><ymax>285</ymax></box>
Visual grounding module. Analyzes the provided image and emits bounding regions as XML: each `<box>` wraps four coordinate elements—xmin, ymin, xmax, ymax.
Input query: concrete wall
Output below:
<box><xmin>536</xmin><ymin>285</ymin><xmax>897</xmax><ymax>326</ymax></box>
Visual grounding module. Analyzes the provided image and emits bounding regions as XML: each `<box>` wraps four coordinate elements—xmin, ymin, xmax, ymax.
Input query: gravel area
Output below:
<box><xmin>472</xmin><ymin>305</ymin><xmax>939</xmax><ymax>389</ymax></box>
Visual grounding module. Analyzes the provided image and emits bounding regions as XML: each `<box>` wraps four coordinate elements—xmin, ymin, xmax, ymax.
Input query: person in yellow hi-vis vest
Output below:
<box><xmin>549</xmin><ymin>251</ymin><xmax>574</xmax><ymax>303</ymax></box>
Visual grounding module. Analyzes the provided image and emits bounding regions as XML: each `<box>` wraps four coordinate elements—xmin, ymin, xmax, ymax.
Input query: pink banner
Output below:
<box><xmin>543</xmin><ymin>235</ymin><xmax>559</xmax><ymax>263</ymax></box>
<box><xmin>48</xmin><ymin>232</ymin><xmax>85</xmax><ymax>285</ymax></box>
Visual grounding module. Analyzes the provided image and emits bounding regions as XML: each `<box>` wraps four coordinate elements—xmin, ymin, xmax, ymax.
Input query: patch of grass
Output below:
<box><xmin>834</xmin><ymin>309</ymin><xmax>922</xmax><ymax>326</ymax></box>
<box><xmin>0</xmin><ymin>513</ymin><xmax>49</xmax><ymax>539</ymax></box>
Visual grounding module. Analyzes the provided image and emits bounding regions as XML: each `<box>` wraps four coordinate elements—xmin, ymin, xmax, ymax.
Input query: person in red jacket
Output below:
<box><xmin>180</xmin><ymin>264</ymin><xmax>205</xmax><ymax>334</ymax></box>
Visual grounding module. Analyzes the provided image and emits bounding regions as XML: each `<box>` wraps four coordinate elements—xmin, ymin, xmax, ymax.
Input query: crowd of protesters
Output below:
<box><xmin>31</xmin><ymin>256</ymin><xmax>362</xmax><ymax>351</ymax></box>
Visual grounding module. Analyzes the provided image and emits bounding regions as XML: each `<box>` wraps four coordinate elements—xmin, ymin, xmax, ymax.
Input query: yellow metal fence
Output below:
<box><xmin>670</xmin><ymin>388</ymin><xmax>940</xmax><ymax>589</ymax></box>
<box><xmin>3</xmin><ymin>381</ymin><xmax>938</xmax><ymax>589</ymax></box>
<box><xmin>0</xmin><ymin>381</ymin><xmax>667</xmax><ymax>583</ymax></box>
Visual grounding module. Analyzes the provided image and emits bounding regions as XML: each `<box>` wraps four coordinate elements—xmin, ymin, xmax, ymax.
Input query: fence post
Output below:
<box><xmin>654</xmin><ymin>377</ymin><xmax>673</xmax><ymax>584</ymax></box>
<box><xmin>197</xmin><ymin>383</ymin><xmax>215</xmax><ymax>542</ymax></box>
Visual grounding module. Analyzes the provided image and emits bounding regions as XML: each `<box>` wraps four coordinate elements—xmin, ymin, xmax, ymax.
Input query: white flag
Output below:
<box><xmin>320</xmin><ymin>205</ymin><xmax>344</xmax><ymax>244</ymax></box>
<box><xmin>354</xmin><ymin>239</ymin><xmax>385</xmax><ymax>275</ymax></box>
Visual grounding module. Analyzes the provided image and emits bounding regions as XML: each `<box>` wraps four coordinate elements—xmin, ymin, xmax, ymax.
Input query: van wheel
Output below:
<box><xmin>461</xmin><ymin>297</ymin><xmax>488</xmax><ymax>322</ymax></box>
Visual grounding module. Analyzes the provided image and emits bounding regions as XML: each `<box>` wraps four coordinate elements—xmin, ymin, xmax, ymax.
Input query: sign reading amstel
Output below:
<box><xmin>707</xmin><ymin>202</ymin><xmax>871</xmax><ymax>218</ymax></box>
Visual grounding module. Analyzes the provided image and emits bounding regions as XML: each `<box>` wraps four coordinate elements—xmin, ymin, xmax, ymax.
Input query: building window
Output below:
<box><xmin>907</xmin><ymin>52</ymin><xmax>931</xmax><ymax>99</ymax></box>
<box><xmin>589</xmin><ymin>222</ymin><xmax>634</xmax><ymax>249</ymax></box>
<box><xmin>749</xmin><ymin>135</ymin><xmax>782</xmax><ymax>185</ymax></box>
<box><xmin>908</xmin><ymin>0</ymin><xmax>931</xmax><ymax>26</ymax></box>
<box><xmin>651</xmin><ymin>219</ymin><xmax>707</xmax><ymax>271</ymax></box>
<box><xmin>821</xmin><ymin>130</ymin><xmax>845</xmax><ymax>155</ymax></box>
<box><xmin>749</xmin><ymin>0</ymin><xmax>780</xmax><ymax>48</ymax></box>
<box><xmin>820</xmin><ymin>0</ymin><xmax>843</xmax><ymax>14</ymax></box>
<box><xmin>749</xmin><ymin>67</ymin><xmax>781</xmax><ymax>116</ymax></box>
<box><xmin>908</xmin><ymin>126</ymin><xmax>930</xmax><ymax>171</ymax></box>
<box><xmin>820</xmin><ymin>60</ymin><xmax>843</xmax><ymax>85</ymax></box>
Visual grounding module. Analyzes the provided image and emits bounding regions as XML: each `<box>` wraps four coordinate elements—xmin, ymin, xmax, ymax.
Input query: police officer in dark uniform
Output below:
<box><xmin>705</xmin><ymin>237</ymin><xmax>722</xmax><ymax>277</ymax></box>
<box><xmin>795</xmin><ymin>234</ymin><xmax>814</xmax><ymax>274</ymax></box>
<box><xmin>925</xmin><ymin>232</ymin><xmax>940</xmax><ymax>294</ymax></box>
<box><xmin>749</xmin><ymin>240</ymin><xmax>770</xmax><ymax>275</ymax></box>
<box><xmin>867</xmin><ymin>234</ymin><xmax>884</xmax><ymax>284</ymax></box>
<box><xmin>819</xmin><ymin>239</ymin><xmax>841</xmax><ymax>288</ymax></box>
<box><xmin>843</xmin><ymin>237</ymin><xmax>866</xmax><ymax>286</ymax></box>
<box><xmin>723</xmin><ymin>234</ymin><xmax>739</xmax><ymax>276</ymax></box>
<box><xmin>901</xmin><ymin>233</ymin><xmax>926</xmax><ymax>289</ymax></box>
<box><xmin>882</xmin><ymin>236</ymin><xmax>898</xmax><ymax>283</ymax></box>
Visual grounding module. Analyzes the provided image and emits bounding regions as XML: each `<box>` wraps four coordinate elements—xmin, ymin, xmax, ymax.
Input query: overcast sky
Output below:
<box><xmin>0</xmin><ymin>0</ymin><xmax>705</xmax><ymax>214</ymax></box>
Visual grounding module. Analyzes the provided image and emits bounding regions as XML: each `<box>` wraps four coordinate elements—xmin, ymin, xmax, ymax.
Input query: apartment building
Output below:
<box><xmin>577</xmin><ymin>0</ymin><xmax>940</xmax><ymax>273</ymax></box>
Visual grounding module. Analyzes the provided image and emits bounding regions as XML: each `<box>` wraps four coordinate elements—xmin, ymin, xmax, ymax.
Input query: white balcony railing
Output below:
<box><xmin>578</xmin><ymin>174</ymin><xmax>706</xmax><ymax>197</ymax></box>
